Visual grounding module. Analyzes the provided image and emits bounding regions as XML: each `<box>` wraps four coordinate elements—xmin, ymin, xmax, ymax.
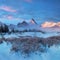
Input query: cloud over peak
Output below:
<box><xmin>41</xmin><ymin>22</ymin><xmax>60</xmax><ymax>28</ymax></box>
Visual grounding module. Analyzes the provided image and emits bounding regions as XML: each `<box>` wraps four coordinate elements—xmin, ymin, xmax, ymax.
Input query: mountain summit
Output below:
<box><xmin>30</xmin><ymin>18</ymin><xmax>37</xmax><ymax>25</ymax></box>
<box><xmin>17</xmin><ymin>21</ymin><xmax>28</xmax><ymax>27</ymax></box>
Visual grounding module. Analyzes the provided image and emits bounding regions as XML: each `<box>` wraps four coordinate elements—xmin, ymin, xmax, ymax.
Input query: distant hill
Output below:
<box><xmin>17</xmin><ymin>21</ymin><xmax>28</xmax><ymax>27</ymax></box>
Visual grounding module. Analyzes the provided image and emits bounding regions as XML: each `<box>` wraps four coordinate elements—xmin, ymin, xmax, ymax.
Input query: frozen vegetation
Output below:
<box><xmin>0</xmin><ymin>32</ymin><xmax>60</xmax><ymax>60</ymax></box>
<box><xmin>0</xmin><ymin>37</ymin><xmax>60</xmax><ymax>60</ymax></box>
<box><xmin>0</xmin><ymin>20</ymin><xmax>60</xmax><ymax>60</ymax></box>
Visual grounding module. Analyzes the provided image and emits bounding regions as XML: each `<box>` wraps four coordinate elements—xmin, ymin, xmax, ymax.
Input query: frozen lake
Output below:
<box><xmin>0</xmin><ymin>41</ymin><xmax>60</xmax><ymax>60</ymax></box>
<box><xmin>0</xmin><ymin>32</ymin><xmax>60</xmax><ymax>60</ymax></box>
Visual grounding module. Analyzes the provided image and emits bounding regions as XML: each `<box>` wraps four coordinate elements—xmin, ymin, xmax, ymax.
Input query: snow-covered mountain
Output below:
<box><xmin>17</xmin><ymin>18</ymin><xmax>37</xmax><ymax>27</ymax></box>
<box><xmin>16</xmin><ymin>19</ymin><xmax>39</xmax><ymax>31</ymax></box>
<box><xmin>17</xmin><ymin>21</ymin><xmax>28</xmax><ymax>27</ymax></box>
<box><xmin>29</xmin><ymin>18</ymin><xmax>37</xmax><ymax>25</ymax></box>
<box><xmin>0</xmin><ymin>20</ymin><xmax>60</xmax><ymax>33</ymax></box>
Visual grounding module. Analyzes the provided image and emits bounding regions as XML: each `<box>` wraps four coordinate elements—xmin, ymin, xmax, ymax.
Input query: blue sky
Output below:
<box><xmin>0</xmin><ymin>0</ymin><xmax>60</xmax><ymax>24</ymax></box>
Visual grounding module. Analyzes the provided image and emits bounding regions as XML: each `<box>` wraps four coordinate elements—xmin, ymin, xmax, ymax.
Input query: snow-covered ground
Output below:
<box><xmin>0</xmin><ymin>31</ymin><xmax>60</xmax><ymax>60</ymax></box>
<box><xmin>2</xmin><ymin>32</ymin><xmax>60</xmax><ymax>38</ymax></box>
<box><xmin>0</xmin><ymin>42</ymin><xmax>60</xmax><ymax>60</ymax></box>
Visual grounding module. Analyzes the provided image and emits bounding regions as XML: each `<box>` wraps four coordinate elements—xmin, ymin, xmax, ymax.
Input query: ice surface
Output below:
<box><xmin>0</xmin><ymin>42</ymin><xmax>60</xmax><ymax>60</ymax></box>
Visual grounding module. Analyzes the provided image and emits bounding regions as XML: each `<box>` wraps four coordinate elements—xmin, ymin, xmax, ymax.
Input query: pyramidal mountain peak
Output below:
<box><xmin>30</xmin><ymin>18</ymin><xmax>37</xmax><ymax>25</ymax></box>
<box><xmin>17</xmin><ymin>20</ymin><xmax>28</xmax><ymax>27</ymax></box>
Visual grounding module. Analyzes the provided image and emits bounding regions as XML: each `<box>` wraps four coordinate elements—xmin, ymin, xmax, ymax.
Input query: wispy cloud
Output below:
<box><xmin>6</xmin><ymin>15</ymin><xmax>13</xmax><ymax>20</ymax></box>
<box><xmin>0</xmin><ymin>6</ymin><xmax>17</xmax><ymax>12</ymax></box>
<box><xmin>3</xmin><ymin>15</ymin><xmax>13</xmax><ymax>20</ymax></box>
<box><xmin>41</xmin><ymin>22</ymin><xmax>56</xmax><ymax>28</ymax></box>
<box><xmin>2</xmin><ymin>15</ymin><xmax>25</xmax><ymax>21</ymax></box>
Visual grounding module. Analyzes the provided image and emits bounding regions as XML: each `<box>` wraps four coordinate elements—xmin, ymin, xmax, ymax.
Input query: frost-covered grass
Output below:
<box><xmin>0</xmin><ymin>32</ymin><xmax>60</xmax><ymax>60</ymax></box>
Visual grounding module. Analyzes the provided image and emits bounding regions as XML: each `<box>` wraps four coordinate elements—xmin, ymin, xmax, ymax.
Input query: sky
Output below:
<box><xmin>0</xmin><ymin>0</ymin><xmax>60</xmax><ymax>24</ymax></box>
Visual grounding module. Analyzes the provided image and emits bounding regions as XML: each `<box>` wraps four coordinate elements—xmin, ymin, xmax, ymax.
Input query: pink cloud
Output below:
<box><xmin>41</xmin><ymin>22</ymin><xmax>56</xmax><ymax>28</ymax></box>
<box><xmin>0</xmin><ymin>6</ymin><xmax>17</xmax><ymax>12</ymax></box>
<box><xmin>3</xmin><ymin>15</ymin><xmax>25</xmax><ymax>21</ymax></box>
<box><xmin>7</xmin><ymin>15</ymin><xmax>13</xmax><ymax>19</ymax></box>
<box><xmin>3</xmin><ymin>15</ymin><xmax>14</xmax><ymax>20</ymax></box>
<box><xmin>24</xmin><ymin>0</ymin><xmax>32</xmax><ymax>3</ymax></box>
<box><xmin>41</xmin><ymin>21</ymin><xmax>60</xmax><ymax>28</ymax></box>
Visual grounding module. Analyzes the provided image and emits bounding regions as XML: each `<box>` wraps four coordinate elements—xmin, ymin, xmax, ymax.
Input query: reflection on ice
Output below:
<box><xmin>0</xmin><ymin>32</ymin><xmax>60</xmax><ymax>60</ymax></box>
<box><xmin>0</xmin><ymin>41</ymin><xmax>60</xmax><ymax>60</ymax></box>
<box><xmin>41</xmin><ymin>45</ymin><xmax>60</xmax><ymax>60</ymax></box>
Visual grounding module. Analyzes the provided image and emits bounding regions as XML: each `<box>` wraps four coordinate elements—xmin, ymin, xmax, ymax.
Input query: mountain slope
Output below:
<box><xmin>29</xmin><ymin>18</ymin><xmax>37</xmax><ymax>25</ymax></box>
<box><xmin>17</xmin><ymin>21</ymin><xmax>28</xmax><ymax>27</ymax></box>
